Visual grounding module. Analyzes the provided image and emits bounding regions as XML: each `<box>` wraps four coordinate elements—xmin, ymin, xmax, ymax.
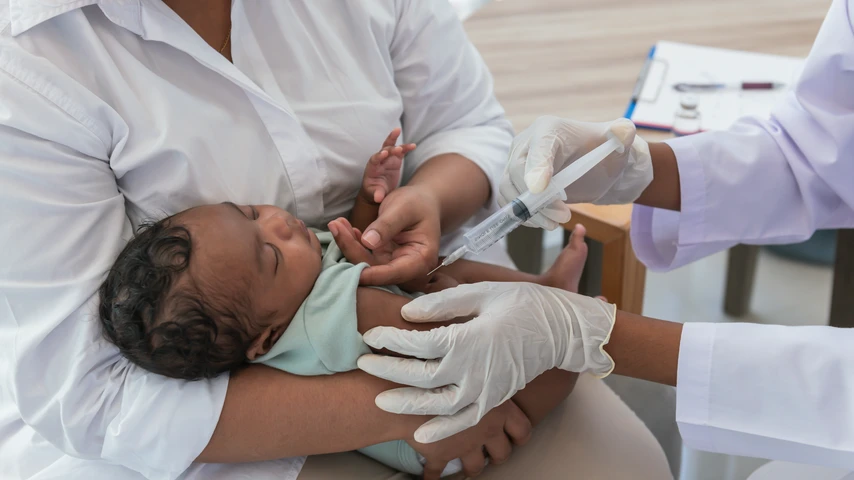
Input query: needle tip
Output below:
<box><xmin>427</xmin><ymin>265</ymin><xmax>442</xmax><ymax>276</ymax></box>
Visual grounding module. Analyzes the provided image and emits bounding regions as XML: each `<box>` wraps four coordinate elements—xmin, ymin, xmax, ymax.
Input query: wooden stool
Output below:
<box><xmin>562</xmin><ymin>204</ymin><xmax>646</xmax><ymax>315</ymax></box>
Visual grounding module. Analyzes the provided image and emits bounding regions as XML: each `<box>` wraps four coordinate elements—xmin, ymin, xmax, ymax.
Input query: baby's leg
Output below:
<box><xmin>539</xmin><ymin>224</ymin><xmax>588</xmax><ymax>292</ymax></box>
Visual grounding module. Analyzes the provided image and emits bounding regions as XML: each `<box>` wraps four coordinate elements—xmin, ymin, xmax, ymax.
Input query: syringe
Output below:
<box><xmin>428</xmin><ymin>132</ymin><xmax>626</xmax><ymax>276</ymax></box>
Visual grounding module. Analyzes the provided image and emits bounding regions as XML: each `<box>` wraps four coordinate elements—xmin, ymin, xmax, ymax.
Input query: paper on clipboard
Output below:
<box><xmin>626</xmin><ymin>41</ymin><xmax>805</xmax><ymax>131</ymax></box>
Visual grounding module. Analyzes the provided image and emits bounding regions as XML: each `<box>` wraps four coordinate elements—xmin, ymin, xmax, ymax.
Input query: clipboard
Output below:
<box><xmin>624</xmin><ymin>42</ymin><xmax>805</xmax><ymax>131</ymax></box>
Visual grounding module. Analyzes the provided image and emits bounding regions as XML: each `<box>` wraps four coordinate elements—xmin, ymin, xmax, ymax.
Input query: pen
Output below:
<box><xmin>674</xmin><ymin>82</ymin><xmax>785</xmax><ymax>92</ymax></box>
<box><xmin>630</xmin><ymin>47</ymin><xmax>656</xmax><ymax>104</ymax></box>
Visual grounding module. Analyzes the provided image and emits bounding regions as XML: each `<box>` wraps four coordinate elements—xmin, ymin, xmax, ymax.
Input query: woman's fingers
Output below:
<box><xmin>483</xmin><ymin>433</ymin><xmax>512</xmax><ymax>465</ymax></box>
<box><xmin>501</xmin><ymin>401</ymin><xmax>533</xmax><ymax>446</ymax></box>
<box><xmin>459</xmin><ymin>445</ymin><xmax>487</xmax><ymax>477</ymax></box>
<box><xmin>359</xmin><ymin>255</ymin><xmax>422</xmax><ymax>285</ymax></box>
<box><xmin>329</xmin><ymin>218</ymin><xmax>375</xmax><ymax>265</ymax></box>
<box><xmin>421</xmin><ymin>460</ymin><xmax>448</xmax><ymax>480</ymax></box>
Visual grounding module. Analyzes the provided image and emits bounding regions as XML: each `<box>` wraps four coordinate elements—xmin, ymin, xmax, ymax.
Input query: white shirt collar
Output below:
<box><xmin>6</xmin><ymin>0</ymin><xmax>143</xmax><ymax>36</ymax></box>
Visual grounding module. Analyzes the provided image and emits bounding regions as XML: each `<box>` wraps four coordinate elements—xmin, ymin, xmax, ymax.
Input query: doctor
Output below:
<box><xmin>357</xmin><ymin>0</ymin><xmax>854</xmax><ymax>475</ymax></box>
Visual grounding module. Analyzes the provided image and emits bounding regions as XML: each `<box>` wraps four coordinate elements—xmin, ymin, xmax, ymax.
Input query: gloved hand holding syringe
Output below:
<box><xmin>428</xmin><ymin>128</ymin><xmax>626</xmax><ymax>276</ymax></box>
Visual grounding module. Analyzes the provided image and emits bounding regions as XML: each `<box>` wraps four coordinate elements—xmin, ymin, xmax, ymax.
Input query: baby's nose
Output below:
<box><xmin>262</xmin><ymin>213</ymin><xmax>293</xmax><ymax>241</ymax></box>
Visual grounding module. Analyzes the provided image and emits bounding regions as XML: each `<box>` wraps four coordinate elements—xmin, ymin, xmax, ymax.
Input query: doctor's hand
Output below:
<box><xmin>357</xmin><ymin>282</ymin><xmax>617</xmax><ymax>443</ymax></box>
<box><xmin>358</xmin><ymin>185</ymin><xmax>441</xmax><ymax>286</ymax></box>
<box><xmin>499</xmin><ymin>116</ymin><xmax>653</xmax><ymax>230</ymax></box>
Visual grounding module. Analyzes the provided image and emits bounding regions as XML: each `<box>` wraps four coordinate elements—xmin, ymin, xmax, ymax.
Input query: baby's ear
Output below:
<box><xmin>245</xmin><ymin>325</ymin><xmax>286</xmax><ymax>361</ymax></box>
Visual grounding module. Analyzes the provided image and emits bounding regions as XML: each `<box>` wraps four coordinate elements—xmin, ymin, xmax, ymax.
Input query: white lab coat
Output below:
<box><xmin>0</xmin><ymin>1</ymin><xmax>512</xmax><ymax>479</ymax></box>
<box><xmin>631</xmin><ymin>0</ymin><xmax>854</xmax><ymax>472</ymax></box>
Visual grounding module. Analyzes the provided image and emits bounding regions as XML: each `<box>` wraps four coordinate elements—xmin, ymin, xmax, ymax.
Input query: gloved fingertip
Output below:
<box><xmin>374</xmin><ymin>391</ymin><xmax>403</xmax><ymax>413</ymax></box>
<box><xmin>361</xmin><ymin>327</ymin><xmax>386</xmax><ymax>347</ymax></box>
<box><xmin>523</xmin><ymin>168</ymin><xmax>550</xmax><ymax>194</ymax></box>
<box><xmin>608</xmin><ymin>118</ymin><xmax>636</xmax><ymax>148</ymax></box>
<box><xmin>399</xmin><ymin>302</ymin><xmax>423</xmax><ymax>320</ymax></box>
<box><xmin>414</xmin><ymin>427</ymin><xmax>440</xmax><ymax>444</ymax></box>
<box><xmin>356</xmin><ymin>354</ymin><xmax>376</xmax><ymax>371</ymax></box>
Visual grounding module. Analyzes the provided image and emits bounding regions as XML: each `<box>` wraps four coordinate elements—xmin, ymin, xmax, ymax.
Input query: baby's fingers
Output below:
<box><xmin>382</xmin><ymin>128</ymin><xmax>402</xmax><ymax>148</ymax></box>
<box><xmin>369</xmin><ymin>149</ymin><xmax>390</xmax><ymax>166</ymax></box>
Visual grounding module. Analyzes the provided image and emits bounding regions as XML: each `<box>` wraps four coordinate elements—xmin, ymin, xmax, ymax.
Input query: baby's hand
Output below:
<box><xmin>361</xmin><ymin>128</ymin><xmax>415</xmax><ymax>205</ymax></box>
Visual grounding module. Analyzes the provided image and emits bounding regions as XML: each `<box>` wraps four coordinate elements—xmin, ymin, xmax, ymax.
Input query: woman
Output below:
<box><xmin>358</xmin><ymin>0</ymin><xmax>854</xmax><ymax>476</ymax></box>
<box><xmin>0</xmin><ymin>1</ymin><xmax>670</xmax><ymax>479</ymax></box>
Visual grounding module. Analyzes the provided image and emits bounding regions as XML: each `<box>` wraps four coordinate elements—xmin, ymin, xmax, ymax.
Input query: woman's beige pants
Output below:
<box><xmin>297</xmin><ymin>375</ymin><xmax>673</xmax><ymax>479</ymax></box>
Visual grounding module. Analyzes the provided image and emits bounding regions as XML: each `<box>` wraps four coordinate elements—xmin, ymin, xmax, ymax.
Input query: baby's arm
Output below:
<box><xmin>356</xmin><ymin>287</ymin><xmax>578</xmax><ymax>426</ymax></box>
<box><xmin>350</xmin><ymin>128</ymin><xmax>415</xmax><ymax>231</ymax></box>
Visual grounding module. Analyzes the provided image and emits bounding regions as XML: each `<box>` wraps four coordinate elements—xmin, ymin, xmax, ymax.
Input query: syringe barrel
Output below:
<box><xmin>460</xmin><ymin>135</ymin><xmax>622</xmax><ymax>257</ymax></box>
<box><xmin>461</xmin><ymin>199</ymin><xmax>528</xmax><ymax>255</ymax></box>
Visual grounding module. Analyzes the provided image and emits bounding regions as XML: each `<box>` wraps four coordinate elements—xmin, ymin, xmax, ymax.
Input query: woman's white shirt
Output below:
<box><xmin>0</xmin><ymin>1</ymin><xmax>512</xmax><ymax>479</ymax></box>
<box><xmin>632</xmin><ymin>0</ymin><xmax>854</xmax><ymax>470</ymax></box>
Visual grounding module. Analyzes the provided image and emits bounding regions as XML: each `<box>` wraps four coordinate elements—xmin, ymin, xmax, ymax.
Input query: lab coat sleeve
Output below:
<box><xmin>391</xmin><ymin>0</ymin><xmax>514</xmax><ymax>203</ymax></box>
<box><xmin>0</xmin><ymin>53</ymin><xmax>227</xmax><ymax>479</ymax></box>
<box><xmin>677</xmin><ymin>322</ymin><xmax>854</xmax><ymax>468</ymax></box>
<box><xmin>631</xmin><ymin>0</ymin><xmax>854</xmax><ymax>271</ymax></box>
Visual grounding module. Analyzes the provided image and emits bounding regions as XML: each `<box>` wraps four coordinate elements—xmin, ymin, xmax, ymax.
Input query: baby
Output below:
<box><xmin>98</xmin><ymin>129</ymin><xmax>588</xmax><ymax>476</ymax></box>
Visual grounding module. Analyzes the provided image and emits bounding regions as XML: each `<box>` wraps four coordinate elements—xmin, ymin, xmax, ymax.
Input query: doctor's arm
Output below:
<box><xmin>361</xmin><ymin>282</ymin><xmax>854</xmax><ymax>469</ymax></box>
<box><xmin>631</xmin><ymin>0</ymin><xmax>854</xmax><ymax>269</ymax></box>
<box><xmin>566</xmin><ymin>308</ymin><xmax>854</xmax><ymax>469</ymax></box>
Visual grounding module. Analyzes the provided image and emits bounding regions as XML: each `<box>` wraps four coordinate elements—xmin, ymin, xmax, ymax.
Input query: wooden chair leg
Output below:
<box><xmin>601</xmin><ymin>233</ymin><xmax>647</xmax><ymax>315</ymax></box>
<box><xmin>507</xmin><ymin>226</ymin><xmax>543</xmax><ymax>274</ymax></box>
<box><xmin>724</xmin><ymin>244</ymin><xmax>760</xmax><ymax>317</ymax></box>
<box><xmin>830</xmin><ymin>229</ymin><xmax>854</xmax><ymax>328</ymax></box>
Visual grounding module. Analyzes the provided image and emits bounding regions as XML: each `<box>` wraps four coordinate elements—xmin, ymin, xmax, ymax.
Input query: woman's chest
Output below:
<box><xmin>75</xmin><ymin>3</ymin><xmax>405</xmax><ymax>227</ymax></box>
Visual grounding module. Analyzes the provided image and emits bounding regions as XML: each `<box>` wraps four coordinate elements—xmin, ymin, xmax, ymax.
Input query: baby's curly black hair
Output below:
<box><xmin>98</xmin><ymin>218</ymin><xmax>253</xmax><ymax>380</ymax></box>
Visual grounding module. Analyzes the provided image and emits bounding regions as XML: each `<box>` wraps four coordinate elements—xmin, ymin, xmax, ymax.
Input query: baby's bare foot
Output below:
<box><xmin>541</xmin><ymin>224</ymin><xmax>588</xmax><ymax>293</ymax></box>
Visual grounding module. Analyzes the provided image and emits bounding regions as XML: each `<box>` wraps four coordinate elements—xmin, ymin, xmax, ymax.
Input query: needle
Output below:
<box><xmin>427</xmin><ymin>264</ymin><xmax>443</xmax><ymax>276</ymax></box>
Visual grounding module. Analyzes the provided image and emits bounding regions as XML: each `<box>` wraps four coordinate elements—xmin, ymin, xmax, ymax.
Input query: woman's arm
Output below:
<box><xmin>199</xmin><ymin>367</ymin><xmax>426</xmax><ymax>461</ymax></box>
<box><xmin>357</xmin><ymin>0</ymin><xmax>514</xmax><ymax>286</ymax></box>
<box><xmin>405</xmin><ymin>153</ymin><xmax>492</xmax><ymax>233</ymax></box>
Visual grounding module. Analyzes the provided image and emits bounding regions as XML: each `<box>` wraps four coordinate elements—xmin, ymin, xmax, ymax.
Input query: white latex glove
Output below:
<box><xmin>356</xmin><ymin>282</ymin><xmax>616</xmax><ymax>443</ymax></box>
<box><xmin>499</xmin><ymin>116</ymin><xmax>652</xmax><ymax>230</ymax></box>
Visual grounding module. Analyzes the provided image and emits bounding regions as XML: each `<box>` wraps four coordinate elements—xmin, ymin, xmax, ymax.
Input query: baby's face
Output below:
<box><xmin>176</xmin><ymin>203</ymin><xmax>323</xmax><ymax>342</ymax></box>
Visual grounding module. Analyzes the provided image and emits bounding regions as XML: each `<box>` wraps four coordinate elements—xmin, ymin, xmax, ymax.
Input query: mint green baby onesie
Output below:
<box><xmin>252</xmin><ymin>231</ymin><xmax>424</xmax><ymax>474</ymax></box>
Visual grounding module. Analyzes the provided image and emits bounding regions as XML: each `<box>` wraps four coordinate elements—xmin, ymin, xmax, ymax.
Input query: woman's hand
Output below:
<box><xmin>500</xmin><ymin>116</ymin><xmax>652</xmax><ymax>229</ymax></box>
<box><xmin>329</xmin><ymin>216</ymin><xmax>452</xmax><ymax>292</ymax></box>
<box><xmin>357</xmin><ymin>186</ymin><xmax>442</xmax><ymax>286</ymax></box>
<box><xmin>407</xmin><ymin>400</ymin><xmax>532</xmax><ymax>480</ymax></box>
<box><xmin>358</xmin><ymin>282</ymin><xmax>617</xmax><ymax>443</ymax></box>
